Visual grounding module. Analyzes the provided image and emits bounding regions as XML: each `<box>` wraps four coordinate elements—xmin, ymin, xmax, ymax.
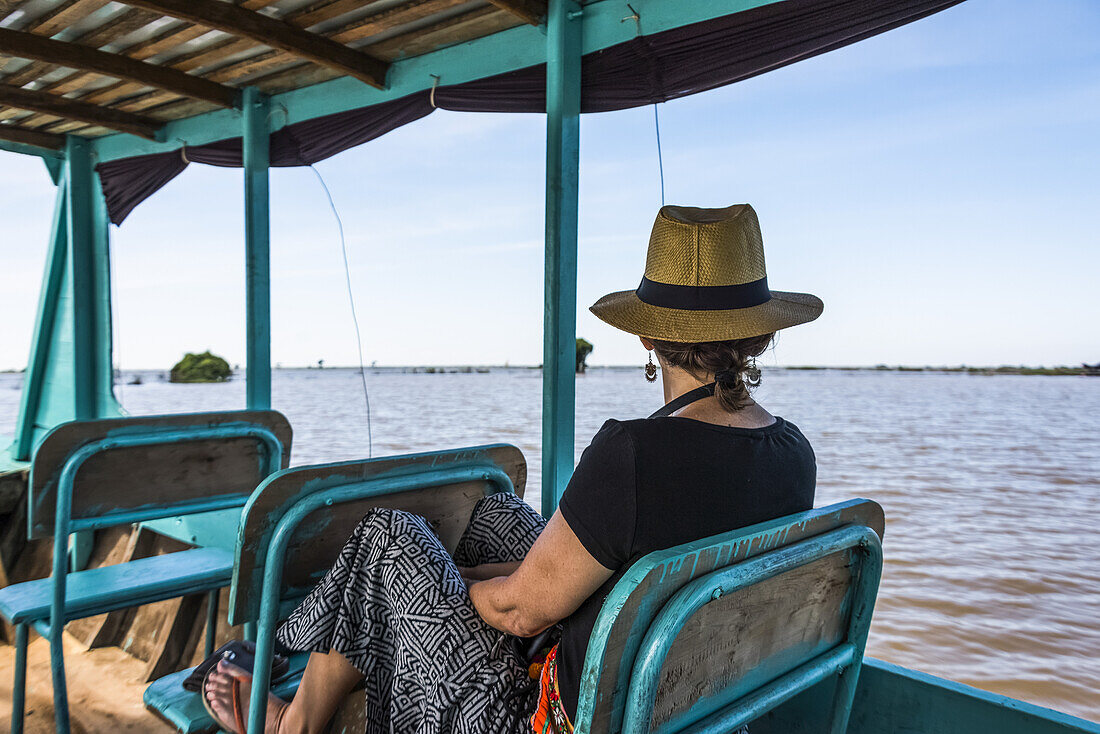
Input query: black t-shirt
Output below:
<box><xmin>556</xmin><ymin>415</ymin><xmax>816</xmax><ymax>721</ymax></box>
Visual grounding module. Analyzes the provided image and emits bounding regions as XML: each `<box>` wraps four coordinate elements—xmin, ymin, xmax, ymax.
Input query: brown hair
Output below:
<box><xmin>650</xmin><ymin>333</ymin><xmax>775</xmax><ymax>411</ymax></box>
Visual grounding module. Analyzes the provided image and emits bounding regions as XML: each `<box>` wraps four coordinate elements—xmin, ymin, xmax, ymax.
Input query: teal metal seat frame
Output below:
<box><xmin>230</xmin><ymin>458</ymin><xmax>515</xmax><ymax>734</ymax></box>
<box><xmin>624</xmin><ymin>526</ymin><xmax>880</xmax><ymax>733</ymax></box>
<box><xmin>572</xmin><ymin>500</ymin><xmax>884</xmax><ymax>734</ymax></box>
<box><xmin>5</xmin><ymin>422</ymin><xmax>284</xmax><ymax>734</ymax></box>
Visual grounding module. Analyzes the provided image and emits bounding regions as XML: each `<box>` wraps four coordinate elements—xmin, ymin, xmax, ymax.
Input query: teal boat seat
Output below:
<box><xmin>0</xmin><ymin>546</ymin><xmax>233</xmax><ymax>625</ymax></box>
<box><xmin>146</xmin><ymin>445</ymin><xmax>883</xmax><ymax>734</ymax></box>
<box><xmin>572</xmin><ymin>498</ymin><xmax>885</xmax><ymax>734</ymax></box>
<box><xmin>4</xmin><ymin>410</ymin><xmax>292</xmax><ymax>734</ymax></box>
<box><xmin>145</xmin><ymin>444</ymin><xmax>527</xmax><ymax>734</ymax></box>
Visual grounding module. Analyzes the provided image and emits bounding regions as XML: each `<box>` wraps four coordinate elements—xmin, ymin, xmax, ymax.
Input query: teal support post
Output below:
<box><xmin>242</xmin><ymin>87</ymin><xmax>272</xmax><ymax>410</ymax></box>
<box><xmin>68</xmin><ymin>137</ymin><xmax>101</xmax><ymax>420</ymax></box>
<box><xmin>541</xmin><ymin>0</ymin><xmax>582</xmax><ymax>517</ymax></box>
<box><xmin>11</xmin><ymin>137</ymin><xmax>119</xmax><ymax>461</ymax></box>
<box><xmin>205</xmin><ymin>591</ymin><xmax>219</xmax><ymax>658</ymax></box>
<box><xmin>11</xmin><ymin>623</ymin><xmax>27</xmax><ymax>734</ymax></box>
<box><xmin>12</xmin><ymin>181</ymin><xmax>68</xmax><ymax>461</ymax></box>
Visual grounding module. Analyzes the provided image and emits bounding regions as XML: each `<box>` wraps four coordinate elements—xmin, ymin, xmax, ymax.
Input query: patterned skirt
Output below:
<box><xmin>277</xmin><ymin>492</ymin><xmax>547</xmax><ymax>734</ymax></box>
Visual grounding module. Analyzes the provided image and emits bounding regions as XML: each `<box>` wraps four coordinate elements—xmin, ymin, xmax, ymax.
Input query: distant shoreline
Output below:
<box><xmin>778</xmin><ymin>365</ymin><xmax>1093</xmax><ymax>376</ymax></box>
<box><xmin>5</xmin><ymin>364</ymin><xmax>1087</xmax><ymax>376</ymax></box>
<box><xmin>268</xmin><ymin>364</ymin><xmax>1096</xmax><ymax>376</ymax></box>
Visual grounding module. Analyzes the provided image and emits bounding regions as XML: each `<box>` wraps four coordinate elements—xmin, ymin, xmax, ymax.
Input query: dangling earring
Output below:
<box><xmin>645</xmin><ymin>352</ymin><xmax>658</xmax><ymax>382</ymax></box>
<box><xmin>745</xmin><ymin>357</ymin><xmax>761</xmax><ymax>385</ymax></box>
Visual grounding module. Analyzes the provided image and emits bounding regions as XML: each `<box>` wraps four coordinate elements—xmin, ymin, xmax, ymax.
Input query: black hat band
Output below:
<box><xmin>636</xmin><ymin>275</ymin><xmax>771</xmax><ymax>311</ymax></box>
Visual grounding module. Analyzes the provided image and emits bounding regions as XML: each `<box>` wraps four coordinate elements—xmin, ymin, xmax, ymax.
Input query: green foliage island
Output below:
<box><xmin>576</xmin><ymin>338</ymin><xmax>594</xmax><ymax>373</ymax></box>
<box><xmin>170</xmin><ymin>351</ymin><xmax>233</xmax><ymax>383</ymax></box>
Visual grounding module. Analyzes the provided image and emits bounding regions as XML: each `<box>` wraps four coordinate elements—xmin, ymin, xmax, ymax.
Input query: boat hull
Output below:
<box><xmin>755</xmin><ymin>658</ymin><xmax>1100</xmax><ymax>734</ymax></box>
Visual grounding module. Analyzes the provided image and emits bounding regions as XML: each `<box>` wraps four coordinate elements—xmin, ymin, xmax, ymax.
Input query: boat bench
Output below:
<box><xmin>0</xmin><ymin>546</ymin><xmax>234</xmax><ymax>626</ymax></box>
<box><xmin>0</xmin><ymin>410</ymin><xmax>292</xmax><ymax>734</ymax></box>
<box><xmin>144</xmin><ymin>444</ymin><xmax>884</xmax><ymax>734</ymax></box>
<box><xmin>145</xmin><ymin>443</ymin><xmax>529</xmax><ymax>734</ymax></box>
<box><xmin>572</xmin><ymin>498</ymin><xmax>884</xmax><ymax>734</ymax></box>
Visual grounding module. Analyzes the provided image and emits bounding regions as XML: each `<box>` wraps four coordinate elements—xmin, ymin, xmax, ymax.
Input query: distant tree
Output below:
<box><xmin>170</xmin><ymin>351</ymin><xmax>232</xmax><ymax>383</ymax></box>
<box><xmin>576</xmin><ymin>338</ymin><xmax>594</xmax><ymax>373</ymax></box>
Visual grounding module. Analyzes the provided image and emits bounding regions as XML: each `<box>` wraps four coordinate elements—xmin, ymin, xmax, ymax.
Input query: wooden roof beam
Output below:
<box><xmin>120</xmin><ymin>0</ymin><xmax>390</xmax><ymax>89</ymax></box>
<box><xmin>0</xmin><ymin>83</ymin><xmax>160</xmax><ymax>139</ymax></box>
<box><xmin>0</xmin><ymin>27</ymin><xmax>239</xmax><ymax>107</ymax></box>
<box><xmin>486</xmin><ymin>0</ymin><xmax>546</xmax><ymax>26</ymax></box>
<box><xmin>0</xmin><ymin>122</ymin><xmax>65</xmax><ymax>150</ymax></box>
<box><xmin>330</xmin><ymin>0</ymin><xmax>468</xmax><ymax>44</ymax></box>
<box><xmin>25</xmin><ymin>0</ymin><xmax>115</xmax><ymax>38</ymax></box>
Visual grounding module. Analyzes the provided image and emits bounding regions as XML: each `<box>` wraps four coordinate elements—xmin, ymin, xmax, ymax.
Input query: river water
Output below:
<box><xmin>1</xmin><ymin>368</ymin><xmax>1097</xmax><ymax>722</ymax></box>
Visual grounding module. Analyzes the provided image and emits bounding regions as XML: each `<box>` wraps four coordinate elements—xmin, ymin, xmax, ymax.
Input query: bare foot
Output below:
<box><xmin>204</xmin><ymin>659</ymin><xmax>289</xmax><ymax>734</ymax></box>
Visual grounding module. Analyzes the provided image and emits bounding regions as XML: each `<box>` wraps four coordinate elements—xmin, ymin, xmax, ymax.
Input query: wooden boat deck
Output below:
<box><xmin>0</xmin><ymin>630</ymin><xmax>160</xmax><ymax>733</ymax></box>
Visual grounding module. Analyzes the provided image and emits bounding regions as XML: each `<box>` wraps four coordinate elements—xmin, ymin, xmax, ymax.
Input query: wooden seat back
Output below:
<box><xmin>28</xmin><ymin>410</ymin><xmax>292</xmax><ymax>538</ymax></box>
<box><xmin>575</xmin><ymin>499</ymin><xmax>885</xmax><ymax>734</ymax></box>
<box><xmin>228</xmin><ymin>443</ymin><xmax>526</xmax><ymax>626</ymax></box>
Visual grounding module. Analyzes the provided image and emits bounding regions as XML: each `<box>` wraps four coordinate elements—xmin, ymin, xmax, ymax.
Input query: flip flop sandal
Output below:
<box><xmin>200</xmin><ymin>664</ymin><xmax>289</xmax><ymax>734</ymax></box>
<box><xmin>201</xmin><ymin>665</ymin><xmax>247</xmax><ymax>734</ymax></box>
<box><xmin>184</xmin><ymin>640</ymin><xmax>290</xmax><ymax>692</ymax></box>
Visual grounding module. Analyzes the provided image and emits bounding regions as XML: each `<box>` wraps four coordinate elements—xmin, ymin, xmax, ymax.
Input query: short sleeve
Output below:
<box><xmin>558</xmin><ymin>420</ymin><xmax>637</xmax><ymax>571</ymax></box>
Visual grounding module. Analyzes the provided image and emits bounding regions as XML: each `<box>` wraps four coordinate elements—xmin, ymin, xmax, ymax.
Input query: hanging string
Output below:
<box><xmin>622</xmin><ymin>5</ymin><xmax>666</xmax><ymax>206</ymax></box>
<box><xmin>429</xmin><ymin>74</ymin><xmax>441</xmax><ymax>109</ymax></box>
<box><xmin>308</xmin><ymin>163</ymin><xmax>373</xmax><ymax>458</ymax></box>
<box><xmin>653</xmin><ymin>103</ymin><xmax>665</xmax><ymax>206</ymax></box>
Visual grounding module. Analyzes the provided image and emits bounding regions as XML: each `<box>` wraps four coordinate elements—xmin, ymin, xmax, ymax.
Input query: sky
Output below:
<box><xmin>1</xmin><ymin>0</ymin><xmax>1098</xmax><ymax>370</ymax></box>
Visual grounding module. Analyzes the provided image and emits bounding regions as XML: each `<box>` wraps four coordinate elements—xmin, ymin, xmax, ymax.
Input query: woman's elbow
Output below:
<box><xmin>505</xmin><ymin>609</ymin><xmax>554</xmax><ymax>638</ymax></box>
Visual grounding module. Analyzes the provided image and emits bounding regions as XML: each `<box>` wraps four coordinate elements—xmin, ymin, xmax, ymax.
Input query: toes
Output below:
<box><xmin>217</xmin><ymin>659</ymin><xmax>250</xmax><ymax>677</ymax></box>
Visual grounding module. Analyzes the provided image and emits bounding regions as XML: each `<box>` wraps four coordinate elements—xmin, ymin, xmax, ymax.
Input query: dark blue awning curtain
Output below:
<box><xmin>97</xmin><ymin>0</ymin><xmax>962</xmax><ymax>224</ymax></box>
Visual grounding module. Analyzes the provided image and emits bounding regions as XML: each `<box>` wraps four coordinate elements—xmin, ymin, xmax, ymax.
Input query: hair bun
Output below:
<box><xmin>714</xmin><ymin>369</ymin><xmax>739</xmax><ymax>385</ymax></box>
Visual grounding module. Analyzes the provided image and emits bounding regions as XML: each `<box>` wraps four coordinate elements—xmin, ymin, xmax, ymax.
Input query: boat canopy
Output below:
<box><xmin>2</xmin><ymin>0</ymin><xmax>961</xmax><ymax>221</ymax></box>
<box><xmin>0</xmin><ymin>0</ymin><xmax>962</xmax><ymax>511</ymax></box>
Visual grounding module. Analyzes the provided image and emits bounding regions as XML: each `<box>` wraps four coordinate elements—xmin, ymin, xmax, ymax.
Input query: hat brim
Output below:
<box><xmin>589</xmin><ymin>289</ymin><xmax>823</xmax><ymax>342</ymax></box>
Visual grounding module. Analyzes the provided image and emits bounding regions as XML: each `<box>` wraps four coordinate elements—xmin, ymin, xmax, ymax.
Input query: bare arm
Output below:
<box><xmin>469</xmin><ymin>510</ymin><xmax>613</xmax><ymax>637</ymax></box>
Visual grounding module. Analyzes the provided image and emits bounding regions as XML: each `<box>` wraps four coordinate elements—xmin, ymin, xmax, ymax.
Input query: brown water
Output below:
<box><xmin>1</xmin><ymin>368</ymin><xmax>1097</xmax><ymax>722</ymax></box>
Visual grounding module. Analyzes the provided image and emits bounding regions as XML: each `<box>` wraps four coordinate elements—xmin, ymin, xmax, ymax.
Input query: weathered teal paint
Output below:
<box><xmin>43</xmin><ymin>156</ymin><xmax>62</xmax><ymax>184</ymax></box>
<box><xmin>541</xmin><ymin>0</ymin><xmax>582</xmax><ymax>517</ymax></box>
<box><xmin>10</xmin><ymin>622</ymin><xmax>27</xmax><ymax>734</ymax></box>
<box><xmin>621</xmin><ymin>526</ymin><xmax>881</xmax><ymax>733</ymax></box>
<box><xmin>573</xmin><ymin>499</ymin><xmax>885</xmax><ymax>733</ymax></box>
<box><xmin>229</xmin><ymin>443</ymin><xmax>525</xmax><ymax>624</ymax></box>
<box><xmin>242</xmin><ymin>88</ymin><xmax>272</xmax><ymax>411</ymax></box>
<box><xmin>0</xmin><ymin>140</ymin><xmax>64</xmax><ymax>160</ymax></box>
<box><xmin>11</xmin><ymin>140</ymin><xmax>120</xmax><ymax>462</ymax></box>
<box><xmin>67</xmin><ymin>137</ymin><xmax>101</xmax><ymax>421</ymax></box>
<box><xmin>1</xmin><ymin>422</ymin><xmax>284</xmax><ymax>734</ymax></box>
<box><xmin>242</xmin><ymin>463</ymin><xmax>514</xmax><ymax>734</ymax></box>
<box><xmin>12</xmin><ymin>182</ymin><xmax>68</xmax><ymax>461</ymax></box>
<box><xmin>90</xmin><ymin>0</ymin><xmax>782</xmax><ymax>165</ymax></box>
<box><xmin>141</xmin><ymin>506</ymin><xmax>245</xmax><ymax>550</ymax></box>
<box><xmin>751</xmin><ymin>658</ymin><xmax>1100</xmax><ymax>734</ymax></box>
<box><xmin>68</xmin><ymin>528</ymin><xmax>94</xmax><ymax>572</ymax></box>
<box><xmin>204</xmin><ymin>591</ymin><xmax>218</xmax><ymax>657</ymax></box>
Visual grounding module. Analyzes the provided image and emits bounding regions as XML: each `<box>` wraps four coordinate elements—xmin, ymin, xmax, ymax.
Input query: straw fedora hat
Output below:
<box><xmin>590</xmin><ymin>204</ymin><xmax>823</xmax><ymax>342</ymax></box>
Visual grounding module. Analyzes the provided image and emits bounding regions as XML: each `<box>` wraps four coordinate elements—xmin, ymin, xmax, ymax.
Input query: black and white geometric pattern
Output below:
<box><xmin>277</xmin><ymin>493</ymin><xmax>547</xmax><ymax>734</ymax></box>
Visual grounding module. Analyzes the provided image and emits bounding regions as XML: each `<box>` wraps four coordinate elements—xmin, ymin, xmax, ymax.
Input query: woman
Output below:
<box><xmin>204</xmin><ymin>203</ymin><xmax>822</xmax><ymax>734</ymax></box>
